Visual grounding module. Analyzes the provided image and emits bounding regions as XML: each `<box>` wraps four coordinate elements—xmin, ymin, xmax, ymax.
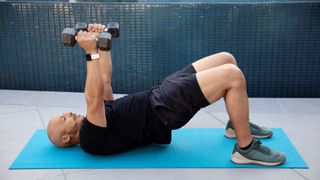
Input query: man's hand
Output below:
<box><xmin>87</xmin><ymin>23</ymin><xmax>106</xmax><ymax>38</ymax></box>
<box><xmin>77</xmin><ymin>30</ymin><xmax>98</xmax><ymax>54</ymax></box>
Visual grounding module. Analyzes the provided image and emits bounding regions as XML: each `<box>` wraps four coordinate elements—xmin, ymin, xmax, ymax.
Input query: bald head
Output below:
<box><xmin>47</xmin><ymin>116</ymin><xmax>65</xmax><ymax>147</ymax></box>
<box><xmin>47</xmin><ymin>112</ymin><xmax>84</xmax><ymax>147</ymax></box>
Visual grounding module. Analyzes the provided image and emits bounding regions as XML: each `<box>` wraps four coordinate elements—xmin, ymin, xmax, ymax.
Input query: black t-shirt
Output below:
<box><xmin>79</xmin><ymin>91</ymin><xmax>171</xmax><ymax>155</ymax></box>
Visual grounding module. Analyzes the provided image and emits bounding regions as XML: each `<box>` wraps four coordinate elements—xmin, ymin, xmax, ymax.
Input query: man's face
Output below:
<box><xmin>47</xmin><ymin>112</ymin><xmax>84</xmax><ymax>146</ymax></box>
<box><xmin>51</xmin><ymin>112</ymin><xmax>83</xmax><ymax>134</ymax></box>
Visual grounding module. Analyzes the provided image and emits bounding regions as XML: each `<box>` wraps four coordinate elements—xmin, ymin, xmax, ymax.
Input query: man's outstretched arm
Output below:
<box><xmin>99</xmin><ymin>51</ymin><xmax>114</xmax><ymax>101</ymax></box>
<box><xmin>78</xmin><ymin>30</ymin><xmax>107</xmax><ymax>127</ymax></box>
<box><xmin>87</xmin><ymin>23</ymin><xmax>114</xmax><ymax>101</ymax></box>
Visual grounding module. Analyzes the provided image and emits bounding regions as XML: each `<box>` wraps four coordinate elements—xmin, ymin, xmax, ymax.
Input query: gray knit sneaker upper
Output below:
<box><xmin>225</xmin><ymin>120</ymin><xmax>273</xmax><ymax>139</ymax></box>
<box><xmin>231</xmin><ymin>139</ymin><xmax>286</xmax><ymax>166</ymax></box>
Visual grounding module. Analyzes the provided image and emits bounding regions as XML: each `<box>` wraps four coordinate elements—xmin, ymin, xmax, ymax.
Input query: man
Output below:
<box><xmin>47</xmin><ymin>23</ymin><xmax>286</xmax><ymax>166</ymax></box>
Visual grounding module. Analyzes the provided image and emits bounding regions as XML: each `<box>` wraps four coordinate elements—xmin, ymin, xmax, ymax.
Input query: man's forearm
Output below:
<box><xmin>99</xmin><ymin>51</ymin><xmax>114</xmax><ymax>101</ymax></box>
<box><xmin>85</xmin><ymin>60</ymin><xmax>104</xmax><ymax>104</ymax></box>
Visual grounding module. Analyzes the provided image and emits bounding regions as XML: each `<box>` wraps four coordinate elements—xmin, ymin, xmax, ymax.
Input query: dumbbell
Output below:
<box><xmin>97</xmin><ymin>22</ymin><xmax>120</xmax><ymax>51</ymax></box>
<box><xmin>61</xmin><ymin>22</ymin><xmax>119</xmax><ymax>51</ymax></box>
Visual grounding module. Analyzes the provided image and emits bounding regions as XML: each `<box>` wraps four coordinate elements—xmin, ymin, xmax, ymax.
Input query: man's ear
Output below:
<box><xmin>61</xmin><ymin>134</ymin><xmax>71</xmax><ymax>144</ymax></box>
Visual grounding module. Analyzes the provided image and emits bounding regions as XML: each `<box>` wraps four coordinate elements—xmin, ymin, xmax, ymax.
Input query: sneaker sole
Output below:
<box><xmin>231</xmin><ymin>152</ymin><xmax>285</xmax><ymax>166</ymax></box>
<box><xmin>225</xmin><ymin>128</ymin><xmax>272</xmax><ymax>139</ymax></box>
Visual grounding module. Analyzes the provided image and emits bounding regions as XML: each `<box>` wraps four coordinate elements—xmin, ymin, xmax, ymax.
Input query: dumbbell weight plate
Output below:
<box><xmin>61</xmin><ymin>28</ymin><xmax>77</xmax><ymax>47</ymax></box>
<box><xmin>107</xmin><ymin>22</ymin><xmax>120</xmax><ymax>37</ymax></box>
<box><xmin>76</xmin><ymin>22</ymin><xmax>88</xmax><ymax>32</ymax></box>
<box><xmin>98</xmin><ymin>32</ymin><xmax>112</xmax><ymax>51</ymax></box>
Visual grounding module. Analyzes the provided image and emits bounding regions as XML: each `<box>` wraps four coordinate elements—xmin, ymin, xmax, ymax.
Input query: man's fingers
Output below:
<box><xmin>78</xmin><ymin>30</ymin><xmax>88</xmax><ymax>35</ymax></box>
<box><xmin>88</xmin><ymin>32</ymin><xmax>96</xmax><ymax>38</ymax></box>
<box><xmin>88</xmin><ymin>24</ymin><xmax>94</xmax><ymax>32</ymax></box>
<box><xmin>88</xmin><ymin>23</ymin><xmax>105</xmax><ymax>33</ymax></box>
<box><xmin>77</xmin><ymin>30</ymin><xmax>91</xmax><ymax>41</ymax></box>
<box><xmin>91</xmin><ymin>23</ymin><xmax>97</xmax><ymax>32</ymax></box>
<box><xmin>101</xmin><ymin>25</ymin><xmax>106</xmax><ymax>32</ymax></box>
<box><xmin>84</xmin><ymin>23</ymin><xmax>106</xmax><ymax>34</ymax></box>
<box><xmin>88</xmin><ymin>23</ymin><xmax>99</xmax><ymax>32</ymax></box>
<box><xmin>97</xmin><ymin>24</ymin><xmax>106</xmax><ymax>33</ymax></box>
<box><xmin>77</xmin><ymin>30</ymin><xmax>83</xmax><ymax>40</ymax></box>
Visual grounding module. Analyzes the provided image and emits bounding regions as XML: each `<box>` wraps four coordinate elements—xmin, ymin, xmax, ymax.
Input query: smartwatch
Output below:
<box><xmin>85</xmin><ymin>53</ymin><xmax>100</xmax><ymax>61</ymax></box>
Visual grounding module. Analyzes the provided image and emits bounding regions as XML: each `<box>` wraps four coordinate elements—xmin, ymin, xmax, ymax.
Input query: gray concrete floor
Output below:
<box><xmin>0</xmin><ymin>89</ymin><xmax>319</xmax><ymax>180</ymax></box>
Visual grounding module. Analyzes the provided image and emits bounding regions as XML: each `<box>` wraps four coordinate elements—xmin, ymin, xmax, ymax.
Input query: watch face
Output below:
<box><xmin>85</xmin><ymin>54</ymin><xmax>99</xmax><ymax>61</ymax></box>
<box><xmin>91</xmin><ymin>54</ymin><xmax>100</xmax><ymax>60</ymax></box>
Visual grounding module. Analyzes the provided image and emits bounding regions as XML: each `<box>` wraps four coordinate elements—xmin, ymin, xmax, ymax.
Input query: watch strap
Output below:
<box><xmin>85</xmin><ymin>53</ymin><xmax>100</xmax><ymax>61</ymax></box>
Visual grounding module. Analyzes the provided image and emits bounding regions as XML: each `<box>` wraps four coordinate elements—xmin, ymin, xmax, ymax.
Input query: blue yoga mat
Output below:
<box><xmin>10</xmin><ymin>128</ymin><xmax>307</xmax><ymax>169</ymax></box>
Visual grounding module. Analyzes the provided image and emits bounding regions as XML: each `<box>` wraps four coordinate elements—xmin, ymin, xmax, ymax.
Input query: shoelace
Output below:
<box><xmin>255</xmin><ymin>140</ymin><xmax>271</xmax><ymax>155</ymax></box>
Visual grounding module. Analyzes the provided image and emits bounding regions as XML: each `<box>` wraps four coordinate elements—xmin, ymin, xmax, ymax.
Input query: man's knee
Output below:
<box><xmin>223</xmin><ymin>64</ymin><xmax>246</xmax><ymax>88</ymax></box>
<box><xmin>217</xmin><ymin>52</ymin><xmax>237</xmax><ymax>66</ymax></box>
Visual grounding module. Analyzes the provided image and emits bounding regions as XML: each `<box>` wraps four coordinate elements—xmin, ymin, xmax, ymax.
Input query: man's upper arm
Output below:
<box><xmin>86</xmin><ymin>100</ymin><xmax>107</xmax><ymax>127</ymax></box>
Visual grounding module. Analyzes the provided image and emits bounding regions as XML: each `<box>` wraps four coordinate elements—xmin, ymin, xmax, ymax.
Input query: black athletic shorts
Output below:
<box><xmin>150</xmin><ymin>64</ymin><xmax>210</xmax><ymax>130</ymax></box>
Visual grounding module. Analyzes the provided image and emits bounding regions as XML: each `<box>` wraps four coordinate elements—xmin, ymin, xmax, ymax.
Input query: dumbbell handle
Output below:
<box><xmin>74</xmin><ymin>32</ymin><xmax>111</xmax><ymax>41</ymax></box>
<box><xmin>77</xmin><ymin>22</ymin><xmax>119</xmax><ymax>38</ymax></box>
<box><xmin>74</xmin><ymin>32</ymin><xmax>112</xmax><ymax>51</ymax></box>
<box><xmin>76</xmin><ymin>27</ymin><xmax>118</xmax><ymax>39</ymax></box>
<box><xmin>74</xmin><ymin>36</ymin><xmax>99</xmax><ymax>41</ymax></box>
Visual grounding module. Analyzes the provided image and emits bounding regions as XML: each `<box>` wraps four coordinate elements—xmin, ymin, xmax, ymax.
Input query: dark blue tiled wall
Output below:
<box><xmin>0</xmin><ymin>2</ymin><xmax>319</xmax><ymax>97</ymax></box>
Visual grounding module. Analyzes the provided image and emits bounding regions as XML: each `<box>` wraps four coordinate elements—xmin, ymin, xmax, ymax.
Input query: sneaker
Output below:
<box><xmin>231</xmin><ymin>139</ymin><xmax>286</xmax><ymax>166</ymax></box>
<box><xmin>225</xmin><ymin>120</ymin><xmax>273</xmax><ymax>139</ymax></box>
